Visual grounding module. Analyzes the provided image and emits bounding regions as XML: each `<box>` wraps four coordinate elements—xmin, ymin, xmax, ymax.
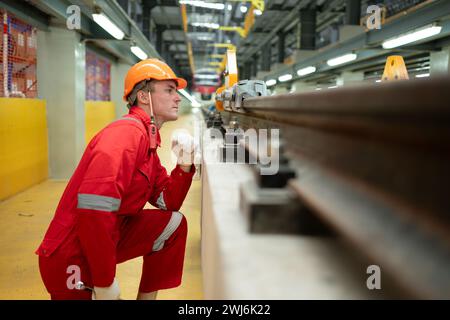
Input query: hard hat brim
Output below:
<box><xmin>175</xmin><ymin>77</ymin><xmax>188</xmax><ymax>90</ymax></box>
<box><xmin>122</xmin><ymin>76</ymin><xmax>188</xmax><ymax>101</ymax></box>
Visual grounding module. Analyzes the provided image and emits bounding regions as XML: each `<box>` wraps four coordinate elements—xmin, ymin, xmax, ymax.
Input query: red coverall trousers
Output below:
<box><xmin>39</xmin><ymin>209</ymin><xmax>188</xmax><ymax>300</ymax></box>
<box><xmin>36</xmin><ymin>107</ymin><xmax>194</xmax><ymax>299</ymax></box>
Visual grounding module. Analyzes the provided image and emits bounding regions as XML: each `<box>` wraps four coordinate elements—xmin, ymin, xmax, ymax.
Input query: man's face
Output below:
<box><xmin>150</xmin><ymin>80</ymin><xmax>181</xmax><ymax>122</ymax></box>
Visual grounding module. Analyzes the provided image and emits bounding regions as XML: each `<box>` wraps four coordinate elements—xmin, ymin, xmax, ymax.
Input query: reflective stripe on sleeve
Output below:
<box><xmin>77</xmin><ymin>194</ymin><xmax>121</xmax><ymax>212</ymax></box>
<box><xmin>156</xmin><ymin>191</ymin><xmax>167</xmax><ymax>210</ymax></box>
<box><xmin>152</xmin><ymin>211</ymin><xmax>183</xmax><ymax>251</ymax></box>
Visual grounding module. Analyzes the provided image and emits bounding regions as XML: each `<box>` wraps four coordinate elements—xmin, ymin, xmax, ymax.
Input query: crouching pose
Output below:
<box><xmin>36</xmin><ymin>59</ymin><xmax>196</xmax><ymax>300</ymax></box>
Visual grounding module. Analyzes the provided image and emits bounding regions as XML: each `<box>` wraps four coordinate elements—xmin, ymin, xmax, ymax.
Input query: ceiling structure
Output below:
<box><xmin>2</xmin><ymin>0</ymin><xmax>449</xmax><ymax>90</ymax></box>
<box><xmin>135</xmin><ymin>0</ymin><xmax>444</xmax><ymax>84</ymax></box>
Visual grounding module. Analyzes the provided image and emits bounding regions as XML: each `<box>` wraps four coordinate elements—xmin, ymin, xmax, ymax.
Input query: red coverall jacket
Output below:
<box><xmin>36</xmin><ymin>106</ymin><xmax>195</xmax><ymax>288</ymax></box>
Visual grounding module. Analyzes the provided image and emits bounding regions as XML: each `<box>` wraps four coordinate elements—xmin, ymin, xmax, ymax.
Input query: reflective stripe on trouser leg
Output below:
<box><xmin>139</xmin><ymin>212</ymin><xmax>188</xmax><ymax>292</ymax></box>
<box><xmin>152</xmin><ymin>211</ymin><xmax>182</xmax><ymax>251</ymax></box>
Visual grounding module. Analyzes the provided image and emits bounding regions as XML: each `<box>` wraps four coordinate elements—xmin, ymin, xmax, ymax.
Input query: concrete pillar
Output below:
<box><xmin>142</xmin><ymin>0</ymin><xmax>153</xmax><ymax>41</ymax></box>
<box><xmin>430</xmin><ymin>45</ymin><xmax>450</xmax><ymax>77</ymax></box>
<box><xmin>37</xmin><ymin>27</ymin><xmax>86</xmax><ymax>179</ymax></box>
<box><xmin>340</xmin><ymin>1</ymin><xmax>364</xmax><ymax>43</ymax></box>
<box><xmin>111</xmin><ymin>61</ymin><xmax>132</xmax><ymax>119</ymax></box>
<box><xmin>345</xmin><ymin>0</ymin><xmax>361</xmax><ymax>25</ymax></box>
<box><xmin>251</xmin><ymin>54</ymin><xmax>258</xmax><ymax>78</ymax></box>
<box><xmin>242</xmin><ymin>63</ymin><xmax>248</xmax><ymax>80</ymax></box>
<box><xmin>300</xmin><ymin>8</ymin><xmax>316</xmax><ymax>50</ymax></box>
<box><xmin>244</xmin><ymin>62</ymin><xmax>252</xmax><ymax>80</ymax></box>
<box><xmin>277</xmin><ymin>31</ymin><xmax>285</xmax><ymax>64</ymax></box>
<box><xmin>336</xmin><ymin>71</ymin><xmax>364</xmax><ymax>87</ymax></box>
<box><xmin>261</xmin><ymin>43</ymin><xmax>272</xmax><ymax>72</ymax></box>
<box><xmin>156</xmin><ymin>25</ymin><xmax>165</xmax><ymax>55</ymax></box>
<box><xmin>162</xmin><ymin>42</ymin><xmax>169</xmax><ymax>62</ymax></box>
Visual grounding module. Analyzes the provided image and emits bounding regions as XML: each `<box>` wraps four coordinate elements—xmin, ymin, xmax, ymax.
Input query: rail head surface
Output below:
<box><xmin>243</xmin><ymin>77</ymin><xmax>450</xmax><ymax>118</ymax></box>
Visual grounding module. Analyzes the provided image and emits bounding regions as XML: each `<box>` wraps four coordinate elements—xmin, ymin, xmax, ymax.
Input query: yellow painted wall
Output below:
<box><xmin>85</xmin><ymin>101</ymin><xmax>116</xmax><ymax>144</ymax></box>
<box><xmin>0</xmin><ymin>98</ymin><xmax>49</xmax><ymax>200</ymax></box>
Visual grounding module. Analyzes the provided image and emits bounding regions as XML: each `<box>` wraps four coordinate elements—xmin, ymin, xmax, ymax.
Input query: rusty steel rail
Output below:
<box><xmin>288</xmin><ymin>160</ymin><xmax>450</xmax><ymax>299</ymax></box>
<box><xmin>217</xmin><ymin>77</ymin><xmax>450</xmax><ymax>299</ymax></box>
<box><xmin>243</xmin><ymin>77</ymin><xmax>450</xmax><ymax>115</ymax></box>
<box><xmin>242</xmin><ymin>78</ymin><xmax>450</xmax><ymax>150</ymax></box>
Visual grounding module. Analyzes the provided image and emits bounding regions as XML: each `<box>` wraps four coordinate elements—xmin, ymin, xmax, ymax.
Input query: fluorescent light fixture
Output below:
<box><xmin>375</xmin><ymin>80</ymin><xmax>382</xmax><ymax>83</ymax></box>
<box><xmin>130</xmin><ymin>46</ymin><xmax>148</xmax><ymax>60</ymax></box>
<box><xmin>296</xmin><ymin>66</ymin><xmax>316</xmax><ymax>77</ymax></box>
<box><xmin>266</xmin><ymin>79</ymin><xmax>276</xmax><ymax>86</ymax></box>
<box><xmin>195</xmin><ymin>74</ymin><xmax>219</xmax><ymax>80</ymax></box>
<box><xmin>382</xmin><ymin>25</ymin><xmax>442</xmax><ymax>49</ymax></box>
<box><xmin>179</xmin><ymin>0</ymin><xmax>225</xmax><ymax>10</ymax></box>
<box><xmin>415</xmin><ymin>73</ymin><xmax>430</xmax><ymax>78</ymax></box>
<box><xmin>195</xmin><ymin>81</ymin><xmax>218</xmax><ymax>86</ymax></box>
<box><xmin>92</xmin><ymin>13</ymin><xmax>125</xmax><ymax>40</ymax></box>
<box><xmin>240</xmin><ymin>5</ymin><xmax>248</xmax><ymax>13</ymax></box>
<box><xmin>191</xmin><ymin>22</ymin><xmax>220</xmax><ymax>29</ymax></box>
<box><xmin>228</xmin><ymin>4</ymin><xmax>232</xmax><ymax>10</ymax></box>
<box><xmin>328</xmin><ymin>85</ymin><xmax>338</xmax><ymax>89</ymax></box>
<box><xmin>179</xmin><ymin>89</ymin><xmax>201</xmax><ymax>107</ymax></box>
<box><xmin>278</xmin><ymin>74</ymin><xmax>293</xmax><ymax>82</ymax></box>
<box><xmin>327</xmin><ymin>53</ymin><xmax>357</xmax><ymax>66</ymax></box>
<box><xmin>315</xmin><ymin>88</ymin><xmax>322</xmax><ymax>91</ymax></box>
<box><xmin>254</xmin><ymin>9</ymin><xmax>262</xmax><ymax>15</ymax></box>
<box><xmin>412</xmin><ymin>66</ymin><xmax>430</xmax><ymax>72</ymax></box>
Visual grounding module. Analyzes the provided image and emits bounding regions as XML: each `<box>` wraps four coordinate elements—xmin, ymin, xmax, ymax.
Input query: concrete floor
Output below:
<box><xmin>0</xmin><ymin>114</ymin><xmax>203</xmax><ymax>299</ymax></box>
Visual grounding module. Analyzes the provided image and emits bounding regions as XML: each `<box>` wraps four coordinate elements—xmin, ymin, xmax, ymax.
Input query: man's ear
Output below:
<box><xmin>136</xmin><ymin>90</ymin><xmax>148</xmax><ymax>104</ymax></box>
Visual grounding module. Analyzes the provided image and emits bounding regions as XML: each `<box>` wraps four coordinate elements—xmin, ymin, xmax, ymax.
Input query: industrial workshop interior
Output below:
<box><xmin>0</xmin><ymin>0</ymin><xmax>449</xmax><ymax>302</ymax></box>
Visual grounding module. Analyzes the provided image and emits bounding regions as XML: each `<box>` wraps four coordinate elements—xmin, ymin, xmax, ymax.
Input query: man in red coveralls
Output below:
<box><xmin>36</xmin><ymin>59</ymin><xmax>196</xmax><ymax>300</ymax></box>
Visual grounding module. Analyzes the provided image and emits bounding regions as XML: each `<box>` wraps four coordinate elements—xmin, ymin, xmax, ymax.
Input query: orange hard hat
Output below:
<box><xmin>123</xmin><ymin>58</ymin><xmax>187</xmax><ymax>101</ymax></box>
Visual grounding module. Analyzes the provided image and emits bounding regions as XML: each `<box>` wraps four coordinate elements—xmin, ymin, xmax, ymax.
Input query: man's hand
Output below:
<box><xmin>92</xmin><ymin>278</ymin><xmax>121</xmax><ymax>300</ymax></box>
<box><xmin>172</xmin><ymin>132</ymin><xmax>196</xmax><ymax>171</ymax></box>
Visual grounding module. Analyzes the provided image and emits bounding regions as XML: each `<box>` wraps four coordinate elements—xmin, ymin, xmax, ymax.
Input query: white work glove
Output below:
<box><xmin>172</xmin><ymin>131</ymin><xmax>196</xmax><ymax>166</ymax></box>
<box><xmin>92</xmin><ymin>278</ymin><xmax>121</xmax><ymax>300</ymax></box>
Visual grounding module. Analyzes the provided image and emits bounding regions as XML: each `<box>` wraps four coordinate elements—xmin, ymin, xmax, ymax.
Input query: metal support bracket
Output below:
<box><xmin>239</xmin><ymin>179</ymin><xmax>332</xmax><ymax>235</ymax></box>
